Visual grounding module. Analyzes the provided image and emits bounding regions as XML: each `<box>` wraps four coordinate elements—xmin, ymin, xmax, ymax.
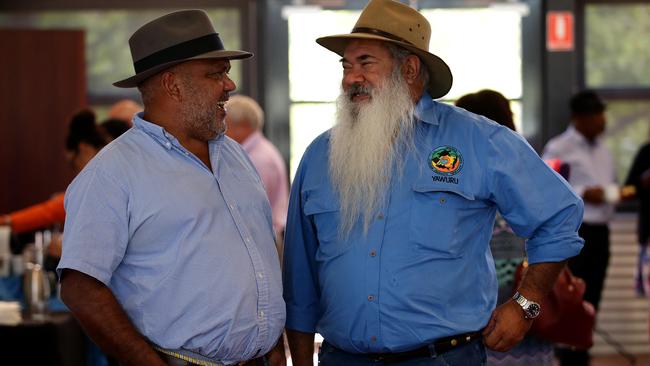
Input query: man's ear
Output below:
<box><xmin>160</xmin><ymin>71</ymin><xmax>183</xmax><ymax>101</ymax></box>
<box><xmin>401</xmin><ymin>55</ymin><xmax>421</xmax><ymax>85</ymax></box>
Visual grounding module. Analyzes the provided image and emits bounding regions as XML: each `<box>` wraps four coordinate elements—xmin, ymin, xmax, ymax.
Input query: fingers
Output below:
<box><xmin>482</xmin><ymin>303</ymin><xmax>529</xmax><ymax>352</ymax></box>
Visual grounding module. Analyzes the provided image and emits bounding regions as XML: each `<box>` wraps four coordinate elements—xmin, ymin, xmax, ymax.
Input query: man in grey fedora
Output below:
<box><xmin>57</xmin><ymin>10</ymin><xmax>286</xmax><ymax>366</ymax></box>
<box><xmin>283</xmin><ymin>0</ymin><xmax>584</xmax><ymax>364</ymax></box>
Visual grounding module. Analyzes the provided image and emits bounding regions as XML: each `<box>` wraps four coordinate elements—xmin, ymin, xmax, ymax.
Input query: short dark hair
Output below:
<box><xmin>66</xmin><ymin>109</ymin><xmax>106</xmax><ymax>152</ymax></box>
<box><xmin>100</xmin><ymin>119</ymin><xmax>131</xmax><ymax>140</ymax></box>
<box><xmin>570</xmin><ymin>90</ymin><xmax>605</xmax><ymax>115</ymax></box>
<box><xmin>455</xmin><ymin>89</ymin><xmax>515</xmax><ymax>131</ymax></box>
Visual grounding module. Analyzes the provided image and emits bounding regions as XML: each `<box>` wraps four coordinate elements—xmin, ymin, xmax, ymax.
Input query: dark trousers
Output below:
<box><xmin>556</xmin><ymin>223</ymin><xmax>610</xmax><ymax>366</ymax></box>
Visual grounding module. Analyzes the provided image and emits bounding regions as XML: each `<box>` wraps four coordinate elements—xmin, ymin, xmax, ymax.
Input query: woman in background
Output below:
<box><xmin>0</xmin><ymin>110</ymin><xmax>129</xmax><ymax>250</ymax></box>
<box><xmin>456</xmin><ymin>89</ymin><xmax>556</xmax><ymax>366</ymax></box>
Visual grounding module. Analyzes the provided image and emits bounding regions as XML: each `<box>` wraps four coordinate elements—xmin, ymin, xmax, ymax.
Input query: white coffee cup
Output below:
<box><xmin>604</xmin><ymin>185</ymin><xmax>620</xmax><ymax>204</ymax></box>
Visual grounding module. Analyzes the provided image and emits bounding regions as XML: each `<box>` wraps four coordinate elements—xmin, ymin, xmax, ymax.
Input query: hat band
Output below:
<box><xmin>352</xmin><ymin>27</ymin><xmax>414</xmax><ymax>46</ymax></box>
<box><xmin>134</xmin><ymin>33</ymin><xmax>225</xmax><ymax>74</ymax></box>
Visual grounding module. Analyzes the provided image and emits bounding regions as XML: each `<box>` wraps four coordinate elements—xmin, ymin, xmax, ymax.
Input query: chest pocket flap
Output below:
<box><xmin>410</xmin><ymin>178</ymin><xmax>487</xmax><ymax>258</ymax></box>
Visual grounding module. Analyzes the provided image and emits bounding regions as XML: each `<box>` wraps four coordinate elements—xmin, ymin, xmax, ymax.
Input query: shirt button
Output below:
<box><xmin>259</xmin><ymin>311</ymin><xmax>264</xmax><ymax>318</ymax></box>
<box><xmin>258</xmin><ymin>272</ymin><xmax>264</xmax><ymax>279</ymax></box>
<box><xmin>165</xmin><ymin>142</ymin><xmax>171</xmax><ymax>148</ymax></box>
<box><xmin>229</xmin><ymin>204</ymin><xmax>234</xmax><ymax>209</ymax></box>
<box><xmin>369</xmin><ymin>250</ymin><xmax>377</xmax><ymax>257</ymax></box>
<box><xmin>370</xmin><ymin>336</ymin><xmax>377</xmax><ymax>342</ymax></box>
<box><xmin>377</xmin><ymin>213</ymin><xmax>384</xmax><ymax>220</ymax></box>
<box><xmin>439</xmin><ymin>197</ymin><xmax>446</xmax><ymax>204</ymax></box>
<box><xmin>367</xmin><ymin>295</ymin><xmax>374</xmax><ymax>301</ymax></box>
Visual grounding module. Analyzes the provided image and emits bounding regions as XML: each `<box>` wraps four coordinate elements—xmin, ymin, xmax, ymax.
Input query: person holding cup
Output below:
<box><xmin>542</xmin><ymin>90</ymin><xmax>617</xmax><ymax>366</ymax></box>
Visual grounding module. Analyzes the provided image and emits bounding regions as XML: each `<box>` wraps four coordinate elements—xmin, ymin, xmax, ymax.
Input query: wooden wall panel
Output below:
<box><xmin>0</xmin><ymin>29</ymin><xmax>86</xmax><ymax>214</ymax></box>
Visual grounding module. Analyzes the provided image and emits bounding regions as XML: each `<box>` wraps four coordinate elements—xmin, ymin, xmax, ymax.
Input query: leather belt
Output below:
<box><xmin>331</xmin><ymin>331</ymin><xmax>482</xmax><ymax>364</ymax></box>
<box><xmin>154</xmin><ymin>349</ymin><xmax>266</xmax><ymax>366</ymax></box>
<box><xmin>154</xmin><ymin>349</ymin><xmax>223</xmax><ymax>366</ymax></box>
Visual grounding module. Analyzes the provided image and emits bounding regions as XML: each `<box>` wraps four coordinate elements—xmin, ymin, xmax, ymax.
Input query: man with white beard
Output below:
<box><xmin>283</xmin><ymin>1</ymin><xmax>584</xmax><ymax>365</ymax></box>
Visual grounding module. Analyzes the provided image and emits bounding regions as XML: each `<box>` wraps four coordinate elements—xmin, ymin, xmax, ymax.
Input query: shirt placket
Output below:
<box><xmin>364</xmin><ymin>194</ymin><xmax>390</xmax><ymax>350</ymax></box>
<box><xmin>210</xmin><ymin>142</ymin><xmax>270</xmax><ymax>358</ymax></box>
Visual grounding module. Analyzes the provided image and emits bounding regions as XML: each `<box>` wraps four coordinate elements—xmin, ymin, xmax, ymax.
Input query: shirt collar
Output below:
<box><xmin>414</xmin><ymin>92</ymin><xmax>439</xmax><ymax>125</ymax></box>
<box><xmin>567</xmin><ymin>125</ymin><xmax>602</xmax><ymax>147</ymax></box>
<box><xmin>241</xmin><ymin>130</ymin><xmax>263</xmax><ymax>152</ymax></box>
<box><xmin>133</xmin><ymin>112</ymin><xmax>224</xmax><ymax>150</ymax></box>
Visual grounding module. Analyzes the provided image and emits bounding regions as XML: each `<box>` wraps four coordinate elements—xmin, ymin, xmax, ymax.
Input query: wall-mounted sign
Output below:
<box><xmin>547</xmin><ymin>11</ymin><xmax>574</xmax><ymax>52</ymax></box>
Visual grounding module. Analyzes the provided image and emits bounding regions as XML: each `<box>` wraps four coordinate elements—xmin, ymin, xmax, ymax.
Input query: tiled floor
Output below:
<box><xmin>286</xmin><ymin>350</ymin><xmax>650</xmax><ymax>366</ymax></box>
<box><xmin>591</xmin><ymin>354</ymin><xmax>650</xmax><ymax>366</ymax></box>
<box><xmin>284</xmin><ymin>336</ymin><xmax>650</xmax><ymax>365</ymax></box>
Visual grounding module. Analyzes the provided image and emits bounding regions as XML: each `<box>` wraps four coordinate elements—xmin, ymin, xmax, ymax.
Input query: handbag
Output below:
<box><xmin>514</xmin><ymin>262</ymin><xmax>596</xmax><ymax>349</ymax></box>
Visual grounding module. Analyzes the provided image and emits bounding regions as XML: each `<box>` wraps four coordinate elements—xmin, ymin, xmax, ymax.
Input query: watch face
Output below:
<box><xmin>525</xmin><ymin>302</ymin><xmax>541</xmax><ymax>319</ymax></box>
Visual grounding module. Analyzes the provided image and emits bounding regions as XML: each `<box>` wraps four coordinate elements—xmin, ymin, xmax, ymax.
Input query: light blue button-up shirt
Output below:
<box><xmin>283</xmin><ymin>94</ymin><xmax>584</xmax><ymax>354</ymax></box>
<box><xmin>58</xmin><ymin>114</ymin><xmax>285</xmax><ymax>365</ymax></box>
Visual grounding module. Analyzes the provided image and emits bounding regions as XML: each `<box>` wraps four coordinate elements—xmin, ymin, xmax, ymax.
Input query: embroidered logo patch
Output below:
<box><xmin>429</xmin><ymin>146</ymin><xmax>463</xmax><ymax>176</ymax></box>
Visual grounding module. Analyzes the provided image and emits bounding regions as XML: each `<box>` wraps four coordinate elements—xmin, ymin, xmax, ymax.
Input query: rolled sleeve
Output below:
<box><xmin>488</xmin><ymin>128</ymin><xmax>584</xmax><ymax>264</ymax></box>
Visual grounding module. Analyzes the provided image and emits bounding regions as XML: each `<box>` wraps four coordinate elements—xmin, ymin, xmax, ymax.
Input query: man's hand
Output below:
<box><xmin>286</xmin><ymin>329</ymin><xmax>314</xmax><ymax>366</ymax></box>
<box><xmin>265</xmin><ymin>335</ymin><xmax>287</xmax><ymax>366</ymax></box>
<box><xmin>583</xmin><ymin>186</ymin><xmax>605</xmax><ymax>204</ymax></box>
<box><xmin>482</xmin><ymin>300</ymin><xmax>532</xmax><ymax>352</ymax></box>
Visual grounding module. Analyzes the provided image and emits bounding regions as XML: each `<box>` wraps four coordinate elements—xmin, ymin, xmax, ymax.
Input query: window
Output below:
<box><xmin>287</xmin><ymin>6</ymin><xmax>523</xmax><ymax>179</ymax></box>
<box><xmin>582</xmin><ymin>2</ymin><xmax>650</xmax><ymax>182</ymax></box>
<box><xmin>0</xmin><ymin>8</ymin><xmax>241</xmax><ymax>118</ymax></box>
<box><xmin>585</xmin><ymin>3</ymin><xmax>650</xmax><ymax>89</ymax></box>
<box><xmin>604</xmin><ymin>101</ymin><xmax>650</xmax><ymax>182</ymax></box>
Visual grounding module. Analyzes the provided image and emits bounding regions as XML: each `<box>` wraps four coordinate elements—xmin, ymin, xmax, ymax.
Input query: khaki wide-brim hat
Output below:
<box><xmin>316</xmin><ymin>0</ymin><xmax>453</xmax><ymax>99</ymax></box>
<box><xmin>114</xmin><ymin>9</ymin><xmax>252</xmax><ymax>88</ymax></box>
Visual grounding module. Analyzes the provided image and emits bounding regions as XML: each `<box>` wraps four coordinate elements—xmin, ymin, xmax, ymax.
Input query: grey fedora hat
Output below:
<box><xmin>114</xmin><ymin>9</ymin><xmax>252</xmax><ymax>88</ymax></box>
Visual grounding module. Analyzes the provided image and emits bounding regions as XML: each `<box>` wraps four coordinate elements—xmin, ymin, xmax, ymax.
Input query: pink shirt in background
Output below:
<box><xmin>242</xmin><ymin>131</ymin><xmax>289</xmax><ymax>235</ymax></box>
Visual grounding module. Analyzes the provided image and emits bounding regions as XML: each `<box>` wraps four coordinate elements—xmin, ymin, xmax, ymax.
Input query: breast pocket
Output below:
<box><xmin>303</xmin><ymin>188</ymin><xmax>349</xmax><ymax>260</ymax></box>
<box><xmin>410</xmin><ymin>184</ymin><xmax>486</xmax><ymax>258</ymax></box>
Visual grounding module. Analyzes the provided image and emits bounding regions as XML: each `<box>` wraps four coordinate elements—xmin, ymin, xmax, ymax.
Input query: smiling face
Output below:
<box><xmin>341</xmin><ymin>39</ymin><xmax>396</xmax><ymax>104</ymax></box>
<box><xmin>176</xmin><ymin>59</ymin><xmax>236</xmax><ymax>141</ymax></box>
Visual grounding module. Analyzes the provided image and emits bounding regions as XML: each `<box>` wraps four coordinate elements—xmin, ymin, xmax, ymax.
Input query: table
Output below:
<box><xmin>0</xmin><ymin>311</ymin><xmax>86</xmax><ymax>366</ymax></box>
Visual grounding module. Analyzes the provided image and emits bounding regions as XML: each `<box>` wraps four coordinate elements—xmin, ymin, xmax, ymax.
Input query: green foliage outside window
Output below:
<box><xmin>0</xmin><ymin>9</ymin><xmax>241</xmax><ymax>99</ymax></box>
<box><xmin>585</xmin><ymin>3</ymin><xmax>650</xmax><ymax>182</ymax></box>
<box><xmin>586</xmin><ymin>4</ymin><xmax>650</xmax><ymax>88</ymax></box>
<box><xmin>605</xmin><ymin>101</ymin><xmax>650</xmax><ymax>183</ymax></box>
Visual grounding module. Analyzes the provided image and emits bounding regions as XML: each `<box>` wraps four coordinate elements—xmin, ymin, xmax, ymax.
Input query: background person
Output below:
<box><xmin>624</xmin><ymin>138</ymin><xmax>650</xmax><ymax>343</ymax></box>
<box><xmin>542</xmin><ymin>90</ymin><xmax>617</xmax><ymax>366</ymax></box>
<box><xmin>283</xmin><ymin>1</ymin><xmax>584</xmax><ymax>365</ymax></box>
<box><xmin>0</xmin><ymin>110</ymin><xmax>129</xmax><ymax>238</ymax></box>
<box><xmin>107</xmin><ymin>99</ymin><xmax>142</xmax><ymax>125</ymax></box>
<box><xmin>457</xmin><ymin>89</ymin><xmax>555</xmax><ymax>366</ymax></box>
<box><xmin>57</xmin><ymin>10</ymin><xmax>285</xmax><ymax>366</ymax></box>
<box><xmin>225</xmin><ymin>95</ymin><xmax>289</xmax><ymax>255</ymax></box>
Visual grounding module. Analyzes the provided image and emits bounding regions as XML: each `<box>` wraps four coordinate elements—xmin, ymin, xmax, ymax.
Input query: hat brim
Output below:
<box><xmin>113</xmin><ymin>49</ymin><xmax>253</xmax><ymax>88</ymax></box>
<box><xmin>317</xmin><ymin>33</ymin><xmax>452</xmax><ymax>99</ymax></box>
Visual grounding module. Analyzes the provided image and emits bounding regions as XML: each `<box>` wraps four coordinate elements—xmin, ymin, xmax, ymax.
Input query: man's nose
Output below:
<box><xmin>224</xmin><ymin>75</ymin><xmax>236</xmax><ymax>92</ymax></box>
<box><xmin>343</xmin><ymin>68</ymin><xmax>365</xmax><ymax>88</ymax></box>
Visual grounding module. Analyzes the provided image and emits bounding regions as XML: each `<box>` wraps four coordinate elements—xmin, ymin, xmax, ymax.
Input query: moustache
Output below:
<box><xmin>346</xmin><ymin>83</ymin><xmax>373</xmax><ymax>100</ymax></box>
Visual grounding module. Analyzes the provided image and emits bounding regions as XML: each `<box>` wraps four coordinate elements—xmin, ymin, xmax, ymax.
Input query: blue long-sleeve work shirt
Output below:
<box><xmin>283</xmin><ymin>94</ymin><xmax>584</xmax><ymax>354</ymax></box>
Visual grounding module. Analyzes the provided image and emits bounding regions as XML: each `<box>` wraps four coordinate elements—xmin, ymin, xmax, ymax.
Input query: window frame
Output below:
<box><xmin>0</xmin><ymin>0</ymin><xmax>255</xmax><ymax>106</ymax></box>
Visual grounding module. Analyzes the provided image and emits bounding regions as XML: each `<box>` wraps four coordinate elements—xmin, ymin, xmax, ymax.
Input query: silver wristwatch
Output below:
<box><xmin>512</xmin><ymin>291</ymin><xmax>541</xmax><ymax>319</ymax></box>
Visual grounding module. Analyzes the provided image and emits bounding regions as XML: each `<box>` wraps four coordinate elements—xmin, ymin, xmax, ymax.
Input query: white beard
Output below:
<box><xmin>329</xmin><ymin>68</ymin><xmax>416</xmax><ymax>237</ymax></box>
